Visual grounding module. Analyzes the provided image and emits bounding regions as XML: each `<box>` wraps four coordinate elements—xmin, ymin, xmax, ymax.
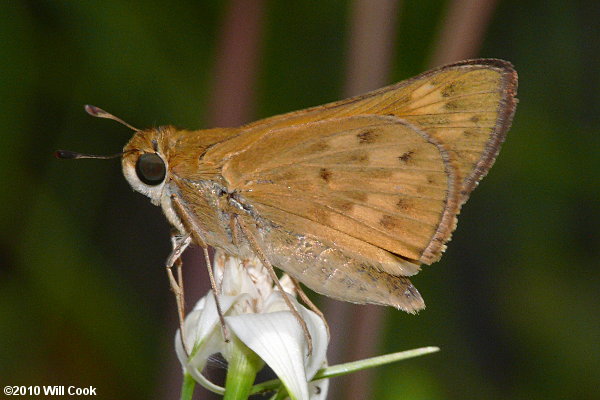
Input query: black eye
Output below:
<box><xmin>135</xmin><ymin>153</ymin><xmax>166</xmax><ymax>185</ymax></box>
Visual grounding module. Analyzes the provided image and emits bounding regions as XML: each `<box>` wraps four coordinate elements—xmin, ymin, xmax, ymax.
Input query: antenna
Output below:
<box><xmin>54</xmin><ymin>150</ymin><xmax>126</xmax><ymax>160</ymax></box>
<box><xmin>84</xmin><ymin>104</ymin><xmax>139</xmax><ymax>131</ymax></box>
<box><xmin>54</xmin><ymin>106</ymin><xmax>139</xmax><ymax>160</ymax></box>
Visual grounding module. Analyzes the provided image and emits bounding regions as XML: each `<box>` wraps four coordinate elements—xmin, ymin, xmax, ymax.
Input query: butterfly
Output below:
<box><xmin>58</xmin><ymin>58</ymin><xmax>517</xmax><ymax>316</ymax></box>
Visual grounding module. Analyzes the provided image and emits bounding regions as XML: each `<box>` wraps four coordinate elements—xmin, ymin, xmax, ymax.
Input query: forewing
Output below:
<box><xmin>222</xmin><ymin>115</ymin><xmax>460</xmax><ymax>266</ymax></box>
<box><xmin>388</xmin><ymin>60</ymin><xmax>517</xmax><ymax>201</ymax></box>
<box><xmin>230</xmin><ymin>59</ymin><xmax>517</xmax><ymax>203</ymax></box>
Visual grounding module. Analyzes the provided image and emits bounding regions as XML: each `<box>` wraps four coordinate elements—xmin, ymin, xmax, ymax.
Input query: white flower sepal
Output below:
<box><xmin>175</xmin><ymin>250</ymin><xmax>329</xmax><ymax>400</ymax></box>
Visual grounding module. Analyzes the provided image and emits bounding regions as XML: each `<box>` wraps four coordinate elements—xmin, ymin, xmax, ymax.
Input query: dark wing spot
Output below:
<box><xmin>441</xmin><ymin>83</ymin><xmax>456</xmax><ymax>97</ymax></box>
<box><xmin>441</xmin><ymin>80</ymin><xmax>464</xmax><ymax>97</ymax></box>
<box><xmin>396</xmin><ymin>198</ymin><xmax>410</xmax><ymax>210</ymax></box>
<box><xmin>294</xmin><ymin>141</ymin><xmax>331</xmax><ymax>157</ymax></box>
<box><xmin>380</xmin><ymin>215</ymin><xmax>399</xmax><ymax>230</ymax></box>
<box><xmin>333</xmin><ymin>199</ymin><xmax>354</xmax><ymax>212</ymax></box>
<box><xmin>444</xmin><ymin>100</ymin><xmax>461</xmax><ymax>110</ymax></box>
<box><xmin>399</xmin><ymin>150</ymin><xmax>414</xmax><ymax>163</ymax></box>
<box><xmin>319</xmin><ymin>168</ymin><xmax>332</xmax><ymax>182</ymax></box>
<box><xmin>470</xmin><ymin>115</ymin><xmax>480</xmax><ymax>123</ymax></box>
<box><xmin>357</xmin><ymin>129</ymin><xmax>378</xmax><ymax>144</ymax></box>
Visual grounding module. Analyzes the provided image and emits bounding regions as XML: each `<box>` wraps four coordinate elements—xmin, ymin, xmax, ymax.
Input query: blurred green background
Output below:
<box><xmin>1</xmin><ymin>1</ymin><xmax>599</xmax><ymax>399</ymax></box>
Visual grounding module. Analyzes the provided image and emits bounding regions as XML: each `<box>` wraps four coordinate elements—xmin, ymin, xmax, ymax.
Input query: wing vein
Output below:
<box><xmin>401</xmin><ymin>91</ymin><xmax>500</xmax><ymax>113</ymax></box>
<box><xmin>386</xmin><ymin>69</ymin><xmax>477</xmax><ymax>109</ymax></box>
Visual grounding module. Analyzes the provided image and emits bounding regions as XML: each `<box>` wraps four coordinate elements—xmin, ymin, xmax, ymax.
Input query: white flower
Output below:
<box><xmin>176</xmin><ymin>249</ymin><xmax>329</xmax><ymax>400</ymax></box>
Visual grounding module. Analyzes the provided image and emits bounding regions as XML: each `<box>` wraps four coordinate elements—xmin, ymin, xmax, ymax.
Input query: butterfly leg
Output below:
<box><xmin>170</xmin><ymin>193</ymin><xmax>230</xmax><ymax>343</ymax></box>
<box><xmin>200</xmin><ymin>247</ymin><xmax>230</xmax><ymax>343</ymax></box>
<box><xmin>289</xmin><ymin>277</ymin><xmax>330</xmax><ymax>339</ymax></box>
<box><xmin>167</xmin><ymin>232</ymin><xmax>192</xmax><ymax>355</ymax></box>
<box><xmin>230</xmin><ymin>214</ymin><xmax>241</xmax><ymax>248</ymax></box>
<box><xmin>235</xmin><ymin>215</ymin><xmax>314</xmax><ymax>355</ymax></box>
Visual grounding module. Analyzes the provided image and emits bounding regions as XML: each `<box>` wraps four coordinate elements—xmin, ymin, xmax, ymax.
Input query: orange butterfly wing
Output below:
<box><xmin>213</xmin><ymin>59</ymin><xmax>517</xmax><ymax>203</ymax></box>
<box><xmin>206</xmin><ymin>59</ymin><xmax>517</xmax><ymax>265</ymax></box>
<box><xmin>195</xmin><ymin>59</ymin><xmax>517</xmax><ymax>310</ymax></box>
<box><xmin>222</xmin><ymin>115</ymin><xmax>459</xmax><ymax>269</ymax></box>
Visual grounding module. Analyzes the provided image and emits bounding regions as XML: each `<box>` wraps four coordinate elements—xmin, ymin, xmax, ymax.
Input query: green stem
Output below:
<box><xmin>313</xmin><ymin>346</ymin><xmax>440</xmax><ymax>380</ymax></box>
<box><xmin>180</xmin><ymin>373</ymin><xmax>196</xmax><ymax>400</ymax></box>
<box><xmin>224</xmin><ymin>338</ymin><xmax>263</xmax><ymax>400</ymax></box>
<box><xmin>251</xmin><ymin>346</ymin><xmax>440</xmax><ymax>395</ymax></box>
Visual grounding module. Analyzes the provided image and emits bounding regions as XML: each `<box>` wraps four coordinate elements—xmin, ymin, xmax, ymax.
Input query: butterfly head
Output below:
<box><xmin>121</xmin><ymin>126</ymin><xmax>173</xmax><ymax>206</ymax></box>
<box><xmin>55</xmin><ymin>105</ymin><xmax>175</xmax><ymax>207</ymax></box>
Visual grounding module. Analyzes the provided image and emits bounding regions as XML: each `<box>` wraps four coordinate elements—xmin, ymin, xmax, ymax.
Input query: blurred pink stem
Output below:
<box><xmin>328</xmin><ymin>0</ymin><xmax>499</xmax><ymax>399</ymax></box>
<box><xmin>325</xmin><ymin>2</ymin><xmax>400</xmax><ymax>400</ymax></box>
<box><xmin>429</xmin><ymin>0</ymin><xmax>499</xmax><ymax>66</ymax></box>
<box><xmin>162</xmin><ymin>1</ymin><xmax>265</xmax><ymax>399</ymax></box>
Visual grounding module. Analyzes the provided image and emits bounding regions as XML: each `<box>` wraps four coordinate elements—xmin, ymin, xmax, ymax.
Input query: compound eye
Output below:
<box><xmin>135</xmin><ymin>153</ymin><xmax>166</xmax><ymax>185</ymax></box>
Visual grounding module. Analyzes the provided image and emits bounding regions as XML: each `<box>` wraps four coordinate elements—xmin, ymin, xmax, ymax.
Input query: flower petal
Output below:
<box><xmin>175</xmin><ymin>293</ymin><xmax>242</xmax><ymax>374</ymax></box>
<box><xmin>226</xmin><ymin>310</ymin><xmax>309</xmax><ymax>400</ymax></box>
<box><xmin>263</xmin><ymin>293</ymin><xmax>329</xmax><ymax>380</ymax></box>
<box><xmin>226</xmin><ymin>294</ymin><xmax>329</xmax><ymax>400</ymax></box>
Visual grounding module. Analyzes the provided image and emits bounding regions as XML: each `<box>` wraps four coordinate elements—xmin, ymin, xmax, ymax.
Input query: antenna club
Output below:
<box><xmin>55</xmin><ymin>150</ymin><xmax>78</xmax><ymax>159</ymax></box>
<box><xmin>84</xmin><ymin>104</ymin><xmax>103</xmax><ymax>117</ymax></box>
<box><xmin>83</xmin><ymin>104</ymin><xmax>140</xmax><ymax>131</ymax></box>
